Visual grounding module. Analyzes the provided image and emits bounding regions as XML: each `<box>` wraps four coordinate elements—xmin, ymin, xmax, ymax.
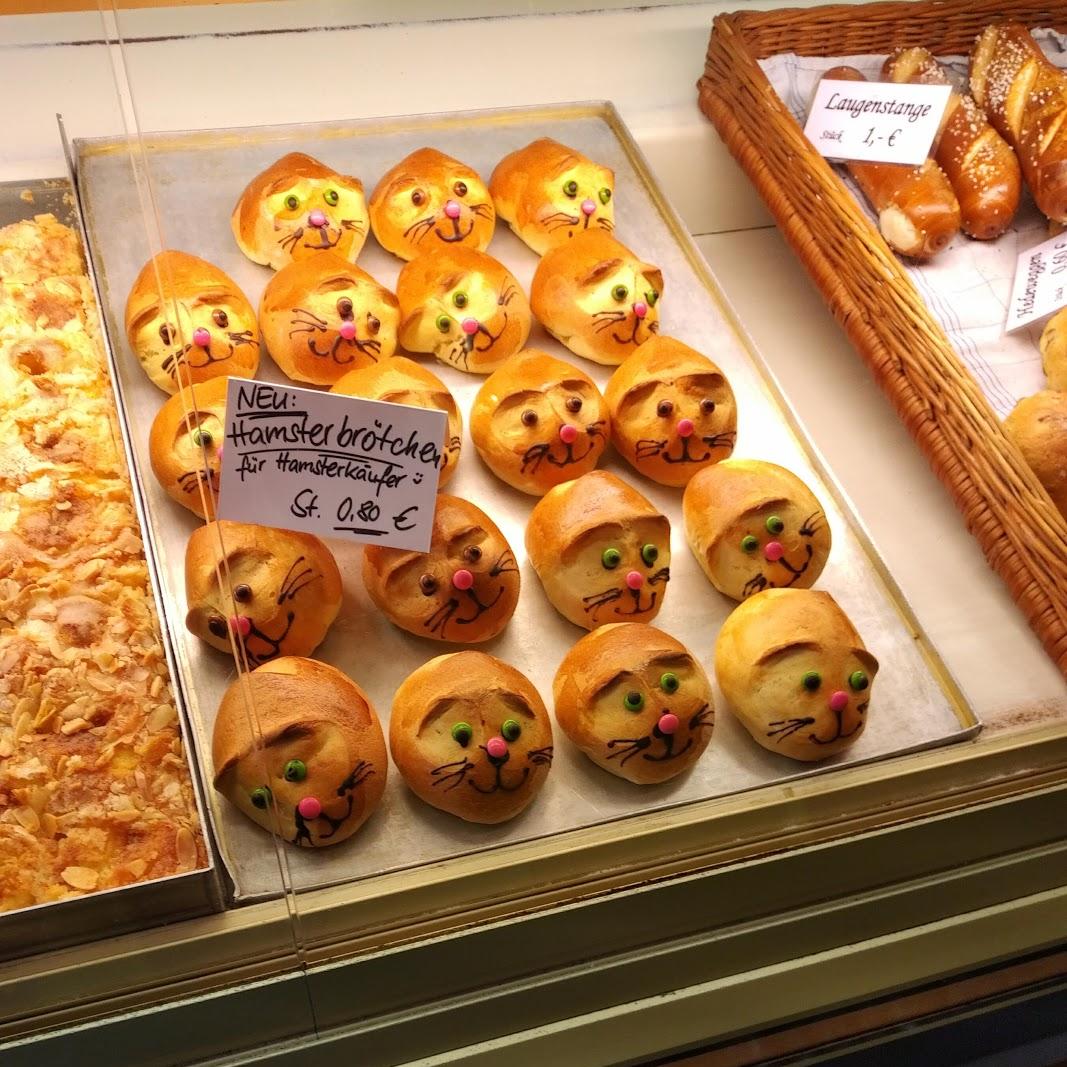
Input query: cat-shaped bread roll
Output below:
<box><xmin>213</xmin><ymin>657</ymin><xmax>387</xmax><ymax>846</ymax></box>
<box><xmin>395</xmin><ymin>246</ymin><xmax>531</xmax><ymax>374</ymax></box>
<box><xmin>149</xmin><ymin>376</ymin><xmax>227</xmax><ymax>519</ymax></box>
<box><xmin>683</xmin><ymin>460</ymin><xmax>831</xmax><ymax>601</ymax></box>
<box><xmin>531</xmin><ymin>231</ymin><xmax>662</xmax><ymax>366</ymax></box>
<box><xmin>231</xmin><ymin>152</ymin><xmax>370</xmax><ymax>270</ymax></box>
<box><xmin>553</xmin><ymin>624</ymin><xmax>714</xmax><ymax>784</ymax></box>
<box><xmin>1003</xmin><ymin>391</ymin><xmax>1067</xmax><ymax>519</ymax></box>
<box><xmin>331</xmin><ymin>356</ymin><xmax>462</xmax><ymax>487</ymax></box>
<box><xmin>1040</xmin><ymin>307</ymin><xmax>1067</xmax><ymax>391</ymax></box>
<box><xmin>369</xmin><ymin>147</ymin><xmax>495</xmax><ymax>261</ymax></box>
<box><xmin>390</xmin><ymin>652</ymin><xmax>553</xmax><ymax>823</ymax></box>
<box><xmin>259</xmin><ymin>253</ymin><xmax>399</xmax><ymax>385</ymax></box>
<box><xmin>526</xmin><ymin>470</ymin><xmax>670</xmax><ymax>629</ymax></box>
<box><xmin>362</xmin><ymin>495</ymin><xmax>520</xmax><ymax>643</ymax></box>
<box><xmin>470</xmin><ymin>349</ymin><xmax>609</xmax><ymax>495</ymax></box>
<box><xmin>605</xmin><ymin>337</ymin><xmax>737</xmax><ymax>487</ymax></box>
<box><xmin>715</xmin><ymin>588</ymin><xmax>878</xmax><ymax>761</ymax></box>
<box><xmin>185</xmin><ymin>520</ymin><xmax>343</xmax><ymax>666</ymax></box>
<box><xmin>489</xmin><ymin>137</ymin><xmax>615</xmax><ymax>254</ymax></box>
<box><xmin>125</xmin><ymin>251</ymin><xmax>260</xmax><ymax>394</ymax></box>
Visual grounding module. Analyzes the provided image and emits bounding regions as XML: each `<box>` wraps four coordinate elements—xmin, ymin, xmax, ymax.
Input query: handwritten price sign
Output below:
<box><xmin>1005</xmin><ymin>232</ymin><xmax>1067</xmax><ymax>333</ymax></box>
<box><xmin>216</xmin><ymin>379</ymin><xmax>446</xmax><ymax>552</ymax></box>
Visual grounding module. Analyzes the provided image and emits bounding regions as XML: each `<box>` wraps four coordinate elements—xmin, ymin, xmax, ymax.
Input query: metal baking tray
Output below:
<box><xmin>73</xmin><ymin>103</ymin><xmax>979</xmax><ymax>903</ymax></box>
<box><xmin>0</xmin><ymin>177</ymin><xmax>222</xmax><ymax>959</ymax></box>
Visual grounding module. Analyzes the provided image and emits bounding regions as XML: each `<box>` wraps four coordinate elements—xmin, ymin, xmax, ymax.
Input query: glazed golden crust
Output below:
<box><xmin>469</xmin><ymin>348</ymin><xmax>610</xmax><ymax>495</ymax></box>
<box><xmin>390</xmin><ymin>651</ymin><xmax>552</xmax><ymax>823</ymax></box>
<box><xmin>1003</xmin><ymin>390</ymin><xmax>1067</xmax><ymax>518</ymax></box>
<box><xmin>331</xmin><ymin>356</ymin><xmax>462</xmax><ymax>487</ymax></box>
<box><xmin>0</xmin><ymin>215</ymin><xmax>205</xmax><ymax>911</ymax></box>
<box><xmin>553</xmin><ymin>623</ymin><xmax>714</xmax><ymax>784</ymax></box>
<box><xmin>1039</xmin><ymin>306</ymin><xmax>1067</xmax><ymax>391</ymax></box>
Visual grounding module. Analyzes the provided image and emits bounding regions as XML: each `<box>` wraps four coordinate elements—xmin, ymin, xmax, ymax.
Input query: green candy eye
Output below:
<box><xmin>191</xmin><ymin>427</ymin><xmax>213</xmax><ymax>448</ymax></box>
<box><xmin>284</xmin><ymin>194</ymin><xmax>299</xmax><ymax>211</ymax></box>
<box><xmin>283</xmin><ymin>759</ymin><xmax>306</xmax><ymax>783</ymax></box>
<box><xmin>250</xmin><ymin>786</ymin><xmax>272</xmax><ymax>810</ymax></box>
<box><xmin>452</xmin><ymin>291</ymin><xmax>468</xmax><ymax>309</ymax></box>
<box><xmin>802</xmin><ymin>671</ymin><xmax>821</xmax><ymax>692</ymax></box>
<box><xmin>563</xmin><ymin>179</ymin><xmax>578</xmax><ymax>198</ymax></box>
<box><xmin>660</xmin><ymin>672</ymin><xmax>679</xmax><ymax>694</ymax></box>
<box><xmin>646</xmin><ymin>289</ymin><xmax>659</xmax><ymax>307</ymax></box>
<box><xmin>766</xmin><ymin>515</ymin><xmax>784</xmax><ymax>535</ymax></box>
<box><xmin>435</xmin><ymin>314</ymin><xmax>451</xmax><ymax>333</ymax></box>
<box><xmin>451</xmin><ymin>722</ymin><xmax>472</xmax><ymax>747</ymax></box>
<box><xmin>641</xmin><ymin>543</ymin><xmax>659</xmax><ymax>566</ymax></box>
<box><xmin>602</xmin><ymin>547</ymin><xmax>621</xmax><ymax>569</ymax></box>
<box><xmin>612</xmin><ymin>284</ymin><xmax>628</xmax><ymax>302</ymax></box>
<box><xmin>323</xmin><ymin>188</ymin><xmax>339</xmax><ymax>206</ymax></box>
<box><xmin>599</xmin><ymin>187</ymin><xmax>612</xmax><ymax>205</ymax></box>
<box><xmin>849</xmin><ymin>670</ymin><xmax>869</xmax><ymax>692</ymax></box>
<box><xmin>623</xmin><ymin>690</ymin><xmax>645</xmax><ymax>712</ymax></box>
<box><xmin>741</xmin><ymin>534</ymin><xmax>758</xmax><ymax>553</ymax></box>
<box><xmin>501</xmin><ymin>719</ymin><xmax>521</xmax><ymax>742</ymax></box>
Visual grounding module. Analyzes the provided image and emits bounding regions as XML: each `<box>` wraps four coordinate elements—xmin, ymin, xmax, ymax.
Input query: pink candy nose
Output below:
<box><xmin>452</xmin><ymin>568</ymin><xmax>474</xmax><ymax>591</ymax></box>
<box><xmin>192</xmin><ymin>327</ymin><xmax>211</xmax><ymax>348</ymax></box>
<box><xmin>559</xmin><ymin>423</ymin><xmax>578</xmax><ymax>444</ymax></box>
<box><xmin>633</xmin><ymin>301</ymin><xmax>648</xmax><ymax>319</ymax></box>
<box><xmin>338</xmin><ymin>321</ymin><xmax>356</xmax><ymax>341</ymax></box>
<box><xmin>229</xmin><ymin>615</ymin><xmax>251</xmax><ymax>637</ymax></box>
<box><xmin>677</xmin><ymin>418</ymin><xmax>694</xmax><ymax>438</ymax></box>
<box><xmin>308</xmin><ymin>209</ymin><xmax>327</xmax><ymax>228</ymax></box>
<box><xmin>444</xmin><ymin>200</ymin><xmax>461</xmax><ymax>219</ymax></box>
<box><xmin>581</xmin><ymin>198</ymin><xmax>596</xmax><ymax>216</ymax></box>
<box><xmin>297</xmin><ymin>796</ymin><xmax>322</xmax><ymax>820</ymax></box>
<box><xmin>461</xmin><ymin>317</ymin><xmax>480</xmax><ymax>335</ymax></box>
<box><xmin>658</xmin><ymin>712</ymin><xmax>680</xmax><ymax>735</ymax></box>
<box><xmin>829</xmin><ymin>691</ymin><xmax>849</xmax><ymax>713</ymax></box>
<box><xmin>764</xmin><ymin>541</ymin><xmax>784</xmax><ymax>562</ymax></box>
<box><xmin>626</xmin><ymin>570</ymin><xmax>644</xmax><ymax>590</ymax></box>
<box><xmin>216</xmin><ymin>445</ymin><xmax>224</xmax><ymax>464</ymax></box>
<box><xmin>486</xmin><ymin>736</ymin><xmax>508</xmax><ymax>760</ymax></box>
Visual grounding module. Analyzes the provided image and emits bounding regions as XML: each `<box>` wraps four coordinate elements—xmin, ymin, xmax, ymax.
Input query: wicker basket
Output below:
<box><xmin>699</xmin><ymin>1</ymin><xmax>1067</xmax><ymax>679</ymax></box>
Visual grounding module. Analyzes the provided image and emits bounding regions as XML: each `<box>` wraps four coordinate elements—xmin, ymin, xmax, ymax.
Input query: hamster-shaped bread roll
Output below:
<box><xmin>526</xmin><ymin>470</ymin><xmax>670</xmax><ymax>629</ymax></box>
<box><xmin>369</xmin><ymin>148</ymin><xmax>495</xmax><ymax>260</ymax></box>
<box><xmin>683</xmin><ymin>459</ymin><xmax>831</xmax><ymax>601</ymax></box>
<box><xmin>531</xmin><ymin>231</ymin><xmax>662</xmax><ymax>366</ymax></box>
<box><xmin>1003</xmin><ymin>391</ymin><xmax>1067</xmax><ymax>518</ymax></box>
<box><xmin>362</xmin><ymin>495</ymin><xmax>520</xmax><ymax>643</ymax></box>
<box><xmin>213</xmin><ymin>657</ymin><xmax>387</xmax><ymax>846</ymax></box>
<box><xmin>971</xmin><ymin>24</ymin><xmax>1067</xmax><ymax>223</ymax></box>
<box><xmin>553</xmin><ymin>624</ymin><xmax>714</xmax><ymax>784</ymax></box>
<box><xmin>715</xmin><ymin>588</ymin><xmax>878</xmax><ymax>761</ymax></box>
<box><xmin>185</xmin><ymin>520</ymin><xmax>343</xmax><ymax>666</ymax></box>
<box><xmin>489</xmin><ymin>137</ymin><xmax>615</xmax><ymax>254</ymax></box>
<box><xmin>882</xmin><ymin>48</ymin><xmax>1020</xmax><ymax>240</ymax></box>
<box><xmin>470</xmin><ymin>349</ymin><xmax>610</xmax><ymax>495</ymax></box>
<box><xmin>390</xmin><ymin>652</ymin><xmax>553</xmax><ymax>824</ymax></box>
<box><xmin>820</xmin><ymin>67</ymin><xmax>960</xmax><ymax>260</ymax></box>
<box><xmin>149</xmin><ymin>376</ymin><xmax>227</xmax><ymax>519</ymax></box>
<box><xmin>395</xmin><ymin>246</ymin><xmax>531</xmax><ymax>374</ymax></box>
<box><xmin>605</xmin><ymin>336</ymin><xmax>737</xmax><ymax>487</ymax></box>
<box><xmin>125</xmin><ymin>251</ymin><xmax>260</xmax><ymax>394</ymax></box>
<box><xmin>231</xmin><ymin>152</ymin><xmax>369</xmax><ymax>270</ymax></box>
<box><xmin>332</xmin><ymin>356</ymin><xmax>462</xmax><ymax>487</ymax></box>
<box><xmin>258</xmin><ymin>253</ymin><xmax>399</xmax><ymax>385</ymax></box>
<box><xmin>1040</xmin><ymin>307</ymin><xmax>1067</xmax><ymax>391</ymax></box>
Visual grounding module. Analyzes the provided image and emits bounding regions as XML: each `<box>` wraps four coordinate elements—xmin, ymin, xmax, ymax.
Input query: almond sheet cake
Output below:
<box><xmin>0</xmin><ymin>213</ymin><xmax>206</xmax><ymax>910</ymax></box>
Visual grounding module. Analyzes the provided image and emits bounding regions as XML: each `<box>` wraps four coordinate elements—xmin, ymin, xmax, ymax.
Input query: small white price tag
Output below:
<box><xmin>1005</xmin><ymin>232</ymin><xmax>1067</xmax><ymax>332</ymax></box>
<box><xmin>216</xmin><ymin>378</ymin><xmax>446</xmax><ymax>552</ymax></box>
<box><xmin>804</xmin><ymin>79</ymin><xmax>952</xmax><ymax>166</ymax></box>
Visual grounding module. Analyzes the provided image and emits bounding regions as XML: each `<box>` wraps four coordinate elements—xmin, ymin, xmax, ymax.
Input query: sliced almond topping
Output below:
<box><xmin>60</xmin><ymin>866</ymin><xmax>99</xmax><ymax>891</ymax></box>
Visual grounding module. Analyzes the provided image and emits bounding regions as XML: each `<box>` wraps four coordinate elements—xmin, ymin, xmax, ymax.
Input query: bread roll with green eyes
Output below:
<box><xmin>553</xmin><ymin>623</ymin><xmax>714</xmax><ymax>784</ymax></box>
<box><xmin>715</xmin><ymin>589</ymin><xmax>878</xmax><ymax>762</ymax></box>
<box><xmin>390</xmin><ymin>651</ymin><xmax>553</xmax><ymax>824</ymax></box>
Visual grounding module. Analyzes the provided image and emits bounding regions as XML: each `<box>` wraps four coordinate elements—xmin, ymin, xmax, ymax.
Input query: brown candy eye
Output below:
<box><xmin>207</xmin><ymin>614</ymin><xmax>227</xmax><ymax>639</ymax></box>
<box><xmin>212</xmin><ymin>309</ymin><xmax>229</xmax><ymax>329</ymax></box>
<box><xmin>565</xmin><ymin>395</ymin><xmax>582</xmax><ymax>413</ymax></box>
<box><xmin>411</xmin><ymin>189</ymin><xmax>425</xmax><ymax>206</ymax></box>
<box><xmin>701</xmin><ymin>398</ymin><xmax>716</xmax><ymax>415</ymax></box>
<box><xmin>159</xmin><ymin>323</ymin><xmax>175</xmax><ymax>344</ymax></box>
<box><xmin>463</xmin><ymin>545</ymin><xmax>482</xmax><ymax>563</ymax></box>
<box><xmin>419</xmin><ymin>574</ymin><xmax>438</xmax><ymax>596</ymax></box>
<box><xmin>367</xmin><ymin>315</ymin><xmax>380</xmax><ymax>335</ymax></box>
<box><xmin>657</xmin><ymin>400</ymin><xmax>674</xmax><ymax>417</ymax></box>
<box><xmin>233</xmin><ymin>584</ymin><xmax>252</xmax><ymax>603</ymax></box>
<box><xmin>453</xmin><ymin>181</ymin><xmax>468</xmax><ymax>197</ymax></box>
<box><xmin>521</xmin><ymin>409</ymin><xmax>538</xmax><ymax>427</ymax></box>
<box><xmin>337</xmin><ymin>297</ymin><xmax>353</xmax><ymax>319</ymax></box>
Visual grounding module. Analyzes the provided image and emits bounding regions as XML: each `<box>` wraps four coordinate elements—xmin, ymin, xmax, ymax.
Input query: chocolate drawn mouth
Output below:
<box><xmin>241</xmin><ymin>611</ymin><xmax>296</xmax><ymax>665</ymax></box>
<box><xmin>307</xmin><ymin>331</ymin><xmax>381</xmax><ymax>364</ymax></box>
<box><xmin>606</xmin><ymin>725</ymin><xmax>692</xmax><ymax>766</ymax></box>
<box><xmin>469</xmin><ymin>749</ymin><xmax>530</xmax><ymax>794</ymax></box>
<box><xmin>742</xmin><ymin>543</ymin><xmax>816</xmax><ymax>599</ymax></box>
<box><xmin>616</xmin><ymin>586</ymin><xmax>657</xmax><ymax>616</ymax></box>
<box><xmin>435</xmin><ymin>215</ymin><xmax>474</xmax><ymax>243</ymax></box>
<box><xmin>456</xmin><ymin>584</ymin><xmax>505</xmax><ymax>625</ymax></box>
<box><xmin>612</xmin><ymin>314</ymin><xmax>657</xmax><ymax>347</ymax></box>
<box><xmin>291</xmin><ymin>759</ymin><xmax>376</xmax><ymax>846</ymax></box>
<box><xmin>177</xmin><ymin>466</ymin><xmax>221</xmax><ymax>496</ymax></box>
<box><xmin>303</xmin><ymin>227</ymin><xmax>340</xmax><ymax>250</ymax></box>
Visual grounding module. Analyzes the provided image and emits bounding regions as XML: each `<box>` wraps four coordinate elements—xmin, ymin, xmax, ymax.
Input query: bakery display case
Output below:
<box><xmin>1</xmin><ymin>3</ymin><xmax>1066</xmax><ymax>1065</ymax></box>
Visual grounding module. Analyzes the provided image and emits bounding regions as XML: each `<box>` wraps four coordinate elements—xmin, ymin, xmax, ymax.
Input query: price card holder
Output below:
<box><xmin>1005</xmin><ymin>232</ymin><xmax>1067</xmax><ymax>332</ymax></box>
<box><xmin>804</xmin><ymin>79</ymin><xmax>951</xmax><ymax>166</ymax></box>
<box><xmin>217</xmin><ymin>379</ymin><xmax>446</xmax><ymax>552</ymax></box>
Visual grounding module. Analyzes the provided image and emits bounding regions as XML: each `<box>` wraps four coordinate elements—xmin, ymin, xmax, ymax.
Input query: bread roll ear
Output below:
<box><xmin>399</xmin><ymin>305</ymin><xmax>427</xmax><ymax>346</ymax></box>
<box><xmin>640</xmin><ymin>263</ymin><xmax>664</xmax><ymax>295</ymax></box>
